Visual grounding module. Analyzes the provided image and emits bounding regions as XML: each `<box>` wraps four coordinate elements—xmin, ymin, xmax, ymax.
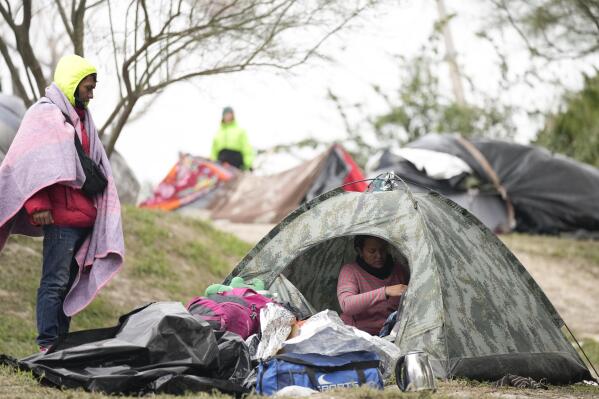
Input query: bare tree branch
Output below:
<box><xmin>0</xmin><ymin>35</ymin><xmax>32</xmax><ymax>105</ymax></box>
<box><xmin>53</xmin><ymin>0</ymin><xmax>74</xmax><ymax>39</ymax></box>
<box><xmin>1</xmin><ymin>0</ymin><xmax>375</xmax><ymax>157</ymax></box>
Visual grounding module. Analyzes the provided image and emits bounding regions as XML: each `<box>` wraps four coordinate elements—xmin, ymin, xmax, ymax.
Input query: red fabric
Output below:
<box><xmin>23</xmin><ymin>189</ymin><xmax>52</xmax><ymax>215</ymax></box>
<box><xmin>23</xmin><ymin>107</ymin><xmax>96</xmax><ymax>228</ymax></box>
<box><xmin>336</xmin><ymin>145</ymin><xmax>368</xmax><ymax>192</ymax></box>
<box><xmin>337</xmin><ymin>262</ymin><xmax>409</xmax><ymax>335</ymax></box>
<box><xmin>75</xmin><ymin>107</ymin><xmax>90</xmax><ymax>154</ymax></box>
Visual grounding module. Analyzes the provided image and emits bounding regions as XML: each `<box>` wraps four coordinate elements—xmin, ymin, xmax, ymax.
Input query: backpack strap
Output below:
<box><xmin>59</xmin><ymin>109</ymin><xmax>87</xmax><ymax>159</ymax></box>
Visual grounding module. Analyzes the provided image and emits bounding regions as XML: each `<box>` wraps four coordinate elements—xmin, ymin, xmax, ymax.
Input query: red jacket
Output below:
<box><xmin>24</xmin><ymin>107</ymin><xmax>97</xmax><ymax>228</ymax></box>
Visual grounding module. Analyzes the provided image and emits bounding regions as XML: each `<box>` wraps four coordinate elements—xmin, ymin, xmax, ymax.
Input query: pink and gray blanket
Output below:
<box><xmin>0</xmin><ymin>83</ymin><xmax>124</xmax><ymax>316</ymax></box>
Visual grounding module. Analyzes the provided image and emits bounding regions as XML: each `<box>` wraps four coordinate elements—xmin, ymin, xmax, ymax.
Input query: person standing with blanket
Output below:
<box><xmin>0</xmin><ymin>55</ymin><xmax>124</xmax><ymax>352</ymax></box>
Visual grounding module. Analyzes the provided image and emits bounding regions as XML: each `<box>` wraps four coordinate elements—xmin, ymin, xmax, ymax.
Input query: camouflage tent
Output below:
<box><xmin>224</xmin><ymin>179</ymin><xmax>593</xmax><ymax>383</ymax></box>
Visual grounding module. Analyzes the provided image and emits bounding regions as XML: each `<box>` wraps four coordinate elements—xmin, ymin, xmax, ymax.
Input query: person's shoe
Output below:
<box><xmin>39</xmin><ymin>346</ymin><xmax>48</xmax><ymax>353</ymax></box>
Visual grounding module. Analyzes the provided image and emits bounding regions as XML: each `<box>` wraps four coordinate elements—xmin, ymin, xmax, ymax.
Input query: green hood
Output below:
<box><xmin>53</xmin><ymin>54</ymin><xmax>97</xmax><ymax>107</ymax></box>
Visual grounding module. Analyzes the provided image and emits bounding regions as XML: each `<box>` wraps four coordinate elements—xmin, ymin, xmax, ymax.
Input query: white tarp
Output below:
<box><xmin>367</xmin><ymin>147</ymin><xmax>472</xmax><ymax>180</ymax></box>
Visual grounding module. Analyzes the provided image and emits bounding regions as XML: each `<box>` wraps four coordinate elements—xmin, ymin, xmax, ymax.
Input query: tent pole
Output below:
<box><xmin>564</xmin><ymin>322</ymin><xmax>599</xmax><ymax>381</ymax></box>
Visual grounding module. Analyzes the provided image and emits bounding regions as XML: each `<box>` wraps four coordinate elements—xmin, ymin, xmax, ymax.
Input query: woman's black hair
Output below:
<box><xmin>354</xmin><ymin>235</ymin><xmax>389</xmax><ymax>251</ymax></box>
<box><xmin>353</xmin><ymin>235</ymin><xmax>368</xmax><ymax>250</ymax></box>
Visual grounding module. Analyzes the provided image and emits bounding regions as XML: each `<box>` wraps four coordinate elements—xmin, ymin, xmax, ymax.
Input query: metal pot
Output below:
<box><xmin>395</xmin><ymin>350</ymin><xmax>437</xmax><ymax>392</ymax></box>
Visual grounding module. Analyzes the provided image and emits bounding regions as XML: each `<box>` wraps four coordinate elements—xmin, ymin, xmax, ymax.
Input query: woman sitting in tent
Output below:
<box><xmin>337</xmin><ymin>235</ymin><xmax>409</xmax><ymax>335</ymax></box>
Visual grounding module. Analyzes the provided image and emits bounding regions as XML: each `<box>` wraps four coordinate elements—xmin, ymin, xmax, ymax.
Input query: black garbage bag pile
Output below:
<box><xmin>2</xmin><ymin>302</ymin><xmax>250</xmax><ymax>396</ymax></box>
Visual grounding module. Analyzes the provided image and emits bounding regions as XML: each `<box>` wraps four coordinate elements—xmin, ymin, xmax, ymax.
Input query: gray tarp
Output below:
<box><xmin>408</xmin><ymin>134</ymin><xmax>599</xmax><ymax>234</ymax></box>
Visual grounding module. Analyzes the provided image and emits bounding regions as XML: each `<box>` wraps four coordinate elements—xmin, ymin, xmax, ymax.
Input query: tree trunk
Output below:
<box><xmin>72</xmin><ymin>1</ymin><xmax>86</xmax><ymax>56</ymax></box>
<box><xmin>436</xmin><ymin>0</ymin><xmax>466</xmax><ymax>106</ymax></box>
<box><xmin>14</xmin><ymin>26</ymin><xmax>48</xmax><ymax>97</ymax></box>
<box><xmin>105</xmin><ymin>98</ymin><xmax>138</xmax><ymax>157</ymax></box>
<box><xmin>0</xmin><ymin>37</ymin><xmax>33</xmax><ymax>106</ymax></box>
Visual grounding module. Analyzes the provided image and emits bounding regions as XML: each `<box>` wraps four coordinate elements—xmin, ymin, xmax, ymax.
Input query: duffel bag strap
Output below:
<box><xmin>356</xmin><ymin>368</ymin><xmax>367</xmax><ymax>385</ymax></box>
<box><xmin>303</xmin><ymin>366</ymin><xmax>320</xmax><ymax>388</ymax></box>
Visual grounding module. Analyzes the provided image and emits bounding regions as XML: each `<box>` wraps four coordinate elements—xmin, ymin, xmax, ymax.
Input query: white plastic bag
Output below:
<box><xmin>281</xmin><ymin>310</ymin><xmax>400</xmax><ymax>378</ymax></box>
<box><xmin>255</xmin><ymin>303</ymin><xmax>296</xmax><ymax>360</ymax></box>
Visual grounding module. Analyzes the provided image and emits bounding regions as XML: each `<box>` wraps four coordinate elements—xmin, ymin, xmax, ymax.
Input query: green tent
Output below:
<box><xmin>224</xmin><ymin>178</ymin><xmax>592</xmax><ymax>383</ymax></box>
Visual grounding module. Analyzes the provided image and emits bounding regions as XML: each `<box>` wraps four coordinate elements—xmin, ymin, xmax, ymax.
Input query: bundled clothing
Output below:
<box><xmin>337</xmin><ymin>257</ymin><xmax>409</xmax><ymax>335</ymax></box>
<box><xmin>0</xmin><ymin>55</ymin><xmax>124</xmax><ymax>345</ymax></box>
<box><xmin>23</xmin><ymin>107</ymin><xmax>96</xmax><ymax>228</ymax></box>
<box><xmin>210</xmin><ymin>121</ymin><xmax>254</xmax><ymax>170</ymax></box>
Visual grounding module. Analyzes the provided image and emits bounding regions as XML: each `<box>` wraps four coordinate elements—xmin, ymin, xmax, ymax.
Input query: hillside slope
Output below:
<box><xmin>0</xmin><ymin>205</ymin><xmax>251</xmax><ymax>357</ymax></box>
<box><xmin>0</xmin><ymin>207</ymin><xmax>598</xmax><ymax>399</ymax></box>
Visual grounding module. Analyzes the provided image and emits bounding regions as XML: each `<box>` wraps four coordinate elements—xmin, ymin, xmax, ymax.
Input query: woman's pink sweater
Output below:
<box><xmin>337</xmin><ymin>262</ymin><xmax>409</xmax><ymax>335</ymax></box>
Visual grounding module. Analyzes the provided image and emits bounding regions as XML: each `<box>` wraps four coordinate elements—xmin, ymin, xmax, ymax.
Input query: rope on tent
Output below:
<box><xmin>364</xmin><ymin>172</ymin><xmax>419</xmax><ymax>209</ymax></box>
<box><xmin>454</xmin><ymin>135</ymin><xmax>516</xmax><ymax>232</ymax></box>
<box><xmin>564</xmin><ymin>322</ymin><xmax>599</xmax><ymax>381</ymax></box>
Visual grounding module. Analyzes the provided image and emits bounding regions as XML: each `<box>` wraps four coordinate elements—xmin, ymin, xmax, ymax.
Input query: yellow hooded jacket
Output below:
<box><xmin>53</xmin><ymin>54</ymin><xmax>97</xmax><ymax>107</ymax></box>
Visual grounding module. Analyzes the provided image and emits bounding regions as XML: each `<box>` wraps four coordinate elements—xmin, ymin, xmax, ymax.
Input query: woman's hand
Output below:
<box><xmin>385</xmin><ymin>284</ymin><xmax>408</xmax><ymax>297</ymax></box>
<box><xmin>32</xmin><ymin>210</ymin><xmax>54</xmax><ymax>225</ymax></box>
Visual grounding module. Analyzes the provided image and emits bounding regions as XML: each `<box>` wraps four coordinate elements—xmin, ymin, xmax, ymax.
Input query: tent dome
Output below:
<box><xmin>224</xmin><ymin>186</ymin><xmax>592</xmax><ymax>383</ymax></box>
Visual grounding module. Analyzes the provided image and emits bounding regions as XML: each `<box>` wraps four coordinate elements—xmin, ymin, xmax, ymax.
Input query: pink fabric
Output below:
<box><xmin>220</xmin><ymin>288</ymin><xmax>273</xmax><ymax>311</ymax></box>
<box><xmin>0</xmin><ymin>83</ymin><xmax>124</xmax><ymax>316</ymax></box>
<box><xmin>337</xmin><ymin>262</ymin><xmax>408</xmax><ymax>335</ymax></box>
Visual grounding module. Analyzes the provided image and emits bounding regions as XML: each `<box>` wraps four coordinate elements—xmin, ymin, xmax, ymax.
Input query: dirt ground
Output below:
<box><xmin>514</xmin><ymin>252</ymin><xmax>599</xmax><ymax>341</ymax></box>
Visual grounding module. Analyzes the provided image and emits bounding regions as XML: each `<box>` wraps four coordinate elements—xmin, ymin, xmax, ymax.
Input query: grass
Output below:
<box><xmin>579</xmin><ymin>339</ymin><xmax>599</xmax><ymax>376</ymax></box>
<box><xmin>501</xmin><ymin>233</ymin><xmax>599</xmax><ymax>270</ymax></box>
<box><xmin>0</xmin><ymin>365</ymin><xmax>236</xmax><ymax>399</ymax></box>
<box><xmin>0</xmin><ymin>212</ymin><xmax>598</xmax><ymax>398</ymax></box>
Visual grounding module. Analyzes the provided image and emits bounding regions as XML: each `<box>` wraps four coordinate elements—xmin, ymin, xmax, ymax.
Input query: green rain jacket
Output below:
<box><xmin>53</xmin><ymin>54</ymin><xmax>97</xmax><ymax>107</ymax></box>
<box><xmin>210</xmin><ymin>121</ymin><xmax>254</xmax><ymax>170</ymax></box>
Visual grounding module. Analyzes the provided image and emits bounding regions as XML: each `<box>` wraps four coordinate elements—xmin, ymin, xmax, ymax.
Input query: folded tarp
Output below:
<box><xmin>5</xmin><ymin>302</ymin><xmax>250</xmax><ymax>396</ymax></box>
<box><xmin>367</xmin><ymin>147</ymin><xmax>472</xmax><ymax>180</ymax></box>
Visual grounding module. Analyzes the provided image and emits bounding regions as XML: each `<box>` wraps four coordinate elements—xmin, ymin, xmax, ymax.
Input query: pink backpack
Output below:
<box><xmin>186</xmin><ymin>288</ymin><xmax>273</xmax><ymax>339</ymax></box>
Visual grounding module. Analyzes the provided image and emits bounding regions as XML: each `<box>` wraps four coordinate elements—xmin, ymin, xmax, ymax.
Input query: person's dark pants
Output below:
<box><xmin>217</xmin><ymin>149</ymin><xmax>244</xmax><ymax>170</ymax></box>
<box><xmin>36</xmin><ymin>225</ymin><xmax>90</xmax><ymax>348</ymax></box>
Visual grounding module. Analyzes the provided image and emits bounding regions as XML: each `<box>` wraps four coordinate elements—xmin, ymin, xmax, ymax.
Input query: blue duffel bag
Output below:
<box><xmin>256</xmin><ymin>351</ymin><xmax>384</xmax><ymax>395</ymax></box>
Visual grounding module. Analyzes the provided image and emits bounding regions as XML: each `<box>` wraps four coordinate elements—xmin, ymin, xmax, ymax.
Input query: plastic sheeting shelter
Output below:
<box><xmin>368</xmin><ymin>134</ymin><xmax>599</xmax><ymax>234</ymax></box>
<box><xmin>207</xmin><ymin>144</ymin><xmax>367</xmax><ymax>223</ymax></box>
<box><xmin>223</xmin><ymin>179</ymin><xmax>593</xmax><ymax>383</ymax></box>
<box><xmin>141</xmin><ymin>144</ymin><xmax>368</xmax><ymax>223</ymax></box>
<box><xmin>140</xmin><ymin>154</ymin><xmax>235</xmax><ymax>211</ymax></box>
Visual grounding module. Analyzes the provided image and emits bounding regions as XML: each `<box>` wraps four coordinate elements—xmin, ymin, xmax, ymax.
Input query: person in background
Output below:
<box><xmin>210</xmin><ymin>106</ymin><xmax>254</xmax><ymax>170</ymax></box>
<box><xmin>337</xmin><ymin>235</ymin><xmax>409</xmax><ymax>335</ymax></box>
